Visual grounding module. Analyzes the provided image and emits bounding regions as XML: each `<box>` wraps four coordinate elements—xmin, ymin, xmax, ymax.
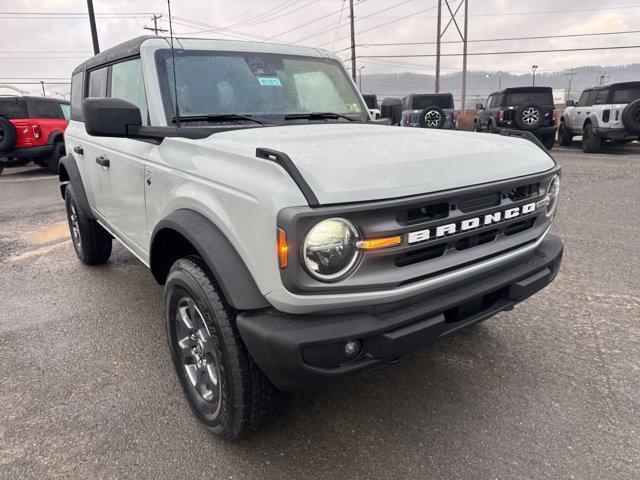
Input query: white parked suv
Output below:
<box><xmin>60</xmin><ymin>36</ymin><xmax>564</xmax><ymax>439</ymax></box>
<box><xmin>559</xmin><ymin>82</ymin><xmax>640</xmax><ymax>152</ymax></box>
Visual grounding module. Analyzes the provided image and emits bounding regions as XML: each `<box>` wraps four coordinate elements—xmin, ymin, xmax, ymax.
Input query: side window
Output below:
<box><xmin>595</xmin><ymin>89</ymin><xmax>609</xmax><ymax>104</ymax></box>
<box><xmin>485</xmin><ymin>95</ymin><xmax>493</xmax><ymax>108</ymax></box>
<box><xmin>585</xmin><ymin>90</ymin><xmax>597</xmax><ymax>107</ymax></box>
<box><xmin>30</xmin><ymin>100</ymin><xmax>63</xmax><ymax>119</ymax></box>
<box><xmin>59</xmin><ymin>103</ymin><xmax>70</xmax><ymax>121</ymax></box>
<box><xmin>70</xmin><ymin>71</ymin><xmax>84</xmax><ymax>120</ymax></box>
<box><xmin>577</xmin><ymin>91</ymin><xmax>588</xmax><ymax>107</ymax></box>
<box><xmin>88</xmin><ymin>67</ymin><xmax>108</xmax><ymax>97</ymax></box>
<box><xmin>110</xmin><ymin>58</ymin><xmax>149</xmax><ymax>126</ymax></box>
<box><xmin>493</xmin><ymin>94</ymin><xmax>503</xmax><ymax>107</ymax></box>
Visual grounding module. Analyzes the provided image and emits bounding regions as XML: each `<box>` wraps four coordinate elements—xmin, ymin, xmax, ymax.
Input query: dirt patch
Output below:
<box><xmin>28</xmin><ymin>222</ymin><xmax>69</xmax><ymax>245</ymax></box>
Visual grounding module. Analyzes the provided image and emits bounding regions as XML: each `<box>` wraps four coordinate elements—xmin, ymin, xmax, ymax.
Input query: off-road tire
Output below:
<box><xmin>558</xmin><ymin>121</ymin><xmax>573</xmax><ymax>146</ymax></box>
<box><xmin>47</xmin><ymin>142</ymin><xmax>65</xmax><ymax>174</ymax></box>
<box><xmin>541</xmin><ymin>134</ymin><xmax>555</xmax><ymax>150</ymax></box>
<box><xmin>473</xmin><ymin>120</ymin><xmax>480</xmax><ymax>132</ymax></box>
<box><xmin>0</xmin><ymin>116</ymin><xmax>17</xmax><ymax>151</ymax></box>
<box><xmin>418</xmin><ymin>105</ymin><xmax>445</xmax><ymax>129</ymax></box>
<box><xmin>514</xmin><ymin>104</ymin><xmax>543</xmax><ymax>131</ymax></box>
<box><xmin>165</xmin><ymin>257</ymin><xmax>277</xmax><ymax>441</ymax></box>
<box><xmin>581</xmin><ymin>123</ymin><xmax>601</xmax><ymax>153</ymax></box>
<box><xmin>64</xmin><ymin>184</ymin><xmax>112</xmax><ymax>265</ymax></box>
<box><xmin>621</xmin><ymin>99</ymin><xmax>640</xmax><ymax>134</ymax></box>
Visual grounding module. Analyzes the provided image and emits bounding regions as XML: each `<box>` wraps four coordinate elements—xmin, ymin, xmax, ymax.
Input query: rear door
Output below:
<box><xmin>27</xmin><ymin>98</ymin><xmax>66</xmax><ymax>146</ymax></box>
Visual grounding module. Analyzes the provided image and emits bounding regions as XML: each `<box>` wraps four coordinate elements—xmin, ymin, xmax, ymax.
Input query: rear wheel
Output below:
<box><xmin>64</xmin><ymin>184</ymin><xmax>112</xmax><ymax>265</ymax></box>
<box><xmin>581</xmin><ymin>123</ymin><xmax>601</xmax><ymax>153</ymax></box>
<box><xmin>558</xmin><ymin>121</ymin><xmax>573</xmax><ymax>146</ymax></box>
<box><xmin>541</xmin><ymin>134</ymin><xmax>555</xmax><ymax>150</ymax></box>
<box><xmin>47</xmin><ymin>142</ymin><xmax>65</xmax><ymax>174</ymax></box>
<box><xmin>165</xmin><ymin>257</ymin><xmax>277</xmax><ymax>440</ymax></box>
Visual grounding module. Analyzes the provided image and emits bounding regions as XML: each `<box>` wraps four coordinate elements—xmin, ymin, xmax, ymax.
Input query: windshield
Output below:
<box><xmin>155</xmin><ymin>50</ymin><xmax>367</xmax><ymax>124</ymax></box>
<box><xmin>410</xmin><ymin>95</ymin><xmax>454</xmax><ymax>110</ymax></box>
<box><xmin>612</xmin><ymin>87</ymin><xmax>640</xmax><ymax>104</ymax></box>
<box><xmin>504</xmin><ymin>91</ymin><xmax>553</xmax><ymax>106</ymax></box>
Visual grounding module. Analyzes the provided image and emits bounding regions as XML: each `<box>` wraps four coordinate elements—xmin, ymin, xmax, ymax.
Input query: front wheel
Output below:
<box><xmin>64</xmin><ymin>184</ymin><xmax>112</xmax><ymax>264</ymax></box>
<box><xmin>582</xmin><ymin>123</ymin><xmax>601</xmax><ymax>153</ymax></box>
<box><xmin>558</xmin><ymin>122</ymin><xmax>573</xmax><ymax>146</ymax></box>
<box><xmin>164</xmin><ymin>257</ymin><xmax>277</xmax><ymax>440</ymax></box>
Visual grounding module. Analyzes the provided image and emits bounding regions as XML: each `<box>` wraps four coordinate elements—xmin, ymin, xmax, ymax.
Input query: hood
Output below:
<box><xmin>198</xmin><ymin>123</ymin><xmax>556</xmax><ymax>205</ymax></box>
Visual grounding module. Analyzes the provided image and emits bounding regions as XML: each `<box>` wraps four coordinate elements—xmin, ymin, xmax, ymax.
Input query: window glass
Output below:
<box><xmin>110</xmin><ymin>58</ymin><xmax>149</xmax><ymax>125</ymax></box>
<box><xmin>0</xmin><ymin>98</ymin><xmax>28</xmax><ymax>118</ymax></box>
<box><xmin>155</xmin><ymin>50</ymin><xmax>367</xmax><ymax>123</ymax></box>
<box><xmin>362</xmin><ymin>94</ymin><xmax>377</xmax><ymax>109</ymax></box>
<box><xmin>70</xmin><ymin>71</ymin><xmax>84</xmax><ymax>119</ymax></box>
<box><xmin>59</xmin><ymin>103</ymin><xmax>70</xmax><ymax>120</ymax></box>
<box><xmin>31</xmin><ymin>99</ymin><xmax>63</xmax><ymax>119</ymax></box>
<box><xmin>612</xmin><ymin>87</ymin><xmax>640</xmax><ymax>103</ymax></box>
<box><xmin>577</xmin><ymin>91</ymin><xmax>588</xmax><ymax>106</ymax></box>
<box><xmin>504</xmin><ymin>91</ymin><xmax>553</xmax><ymax>105</ymax></box>
<box><xmin>493</xmin><ymin>94</ymin><xmax>503</xmax><ymax>107</ymax></box>
<box><xmin>88</xmin><ymin>67</ymin><xmax>108</xmax><ymax>97</ymax></box>
<box><xmin>410</xmin><ymin>95</ymin><xmax>454</xmax><ymax>109</ymax></box>
<box><xmin>585</xmin><ymin>90</ymin><xmax>597</xmax><ymax>106</ymax></box>
<box><xmin>595</xmin><ymin>89</ymin><xmax>609</xmax><ymax>104</ymax></box>
<box><xmin>485</xmin><ymin>95</ymin><xmax>493</xmax><ymax>108</ymax></box>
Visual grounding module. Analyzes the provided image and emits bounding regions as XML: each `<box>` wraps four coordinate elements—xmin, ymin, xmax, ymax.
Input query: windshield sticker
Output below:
<box><xmin>346</xmin><ymin>103</ymin><xmax>360</xmax><ymax>112</ymax></box>
<box><xmin>258</xmin><ymin>76</ymin><xmax>282</xmax><ymax>86</ymax></box>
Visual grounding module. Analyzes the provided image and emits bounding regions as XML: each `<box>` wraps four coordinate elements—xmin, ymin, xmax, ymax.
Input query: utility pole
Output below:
<box><xmin>460</xmin><ymin>0</ymin><xmax>468</xmax><ymax>113</ymax></box>
<box><xmin>435</xmin><ymin>0</ymin><xmax>442</xmax><ymax>92</ymax></box>
<box><xmin>144</xmin><ymin>14</ymin><xmax>167</xmax><ymax>35</ymax></box>
<box><xmin>40</xmin><ymin>81</ymin><xmax>46</xmax><ymax>96</ymax></box>
<box><xmin>86</xmin><ymin>0</ymin><xmax>100</xmax><ymax>55</ymax></box>
<box><xmin>349</xmin><ymin>0</ymin><xmax>356</xmax><ymax>81</ymax></box>
<box><xmin>358</xmin><ymin>66</ymin><xmax>365</xmax><ymax>91</ymax></box>
<box><xmin>564</xmin><ymin>68</ymin><xmax>577</xmax><ymax>101</ymax></box>
<box><xmin>434</xmin><ymin>1</ymin><xmax>468</xmax><ymax>111</ymax></box>
<box><xmin>532</xmin><ymin>65</ymin><xmax>539</xmax><ymax>86</ymax></box>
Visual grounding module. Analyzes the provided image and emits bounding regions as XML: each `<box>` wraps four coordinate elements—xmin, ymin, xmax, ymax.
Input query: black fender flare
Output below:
<box><xmin>583</xmin><ymin>115</ymin><xmax>600</xmax><ymax>130</ymax></box>
<box><xmin>47</xmin><ymin>130</ymin><xmax>65</xmax><ymax>145</ymax></box>
<box><xmin>561</xmin><ymin>114</ymin><xmax>573</xmax><ymax>131</ymax></box>
<box><xmin>150</xmin><ymin>209</ymin><xmax>270</xmax><ymax>310</ymax></box>
<box><xmin>58</xmin><ymin>154</ymin><xmax>94</xmax><ymax>219</ymax></box>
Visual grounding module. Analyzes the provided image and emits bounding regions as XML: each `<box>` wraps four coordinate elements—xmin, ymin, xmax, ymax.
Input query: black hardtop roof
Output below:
<box><xmin>72</xmin><ymin>35</ymin><xmax>160</xmax><ymax>75</ymax></box>
<box><xmin>0</xmin><ymin>95</ymin><xmax>62</xmax><ymax>102</ymax></box>
<box><xmin>583</xmin><ymin>81</ymin><xmax>640</xmax><ymax>91</ymax></box>
<box><xmin>404</xmin><ymin>92</ymin><xmax>453</xmax><ymax>98</ymax></box>
<box><xmin>499</xmin><ymin>86</ymin><xmax>552</xmax><ymax>94</ymax></box>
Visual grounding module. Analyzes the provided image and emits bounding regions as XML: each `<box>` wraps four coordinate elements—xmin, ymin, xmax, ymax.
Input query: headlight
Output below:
<box><xmin>303</xmin><ymin>218</ymin><xmax>359</xmax><ymax>281</ymax></box>
<box><xmin>546</xmin><ymin>174</ymin><xmax>560</xmax><ymax>217</ymax></box>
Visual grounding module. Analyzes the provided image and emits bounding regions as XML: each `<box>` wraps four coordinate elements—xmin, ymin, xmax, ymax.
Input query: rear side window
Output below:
<box><xmin>30</xmin><ymin>99</ymin><xmax>63</xmax><ymax>119</ymax></box>
<box><xmin>577</xmin><ymin>91</ymin><xmax>588</xmax><ymax>106</ymax></box>
<box><xmin>110</xmin><ymin>58</ymin><xmax>149</xmax><ymax>125</ymax></box>
<box><xmin>0</xmin><ymin>98</ymin><xmax>28</xmax><ymax>119</ymax></box>
<box><xmin>612</xmin><ymin>87</ymin><xmax>640</xmax><ymax>104</ymax></box>
<box><xmin>59</xmin><ymin>103</ymin><xmax>70</xmax><ymax>120</ymax></box>
<box><xmin>410</xmin><ymin>95</ymin><xmax>454</xmax><ymax>109</ymax></box>
<box><xmin>88</xmin><ymin>67</ymin><xmax>108</xmax><ymax>97</ymax></box>
<box><xmin>504</xmin><ymin>91</ymin><xmax>553</xmax><ymax>105</ymax></box>
<box><xmin>70</xmin><ymin>71</ymin><xmax>84</xmax><ymax>120</ymax></box>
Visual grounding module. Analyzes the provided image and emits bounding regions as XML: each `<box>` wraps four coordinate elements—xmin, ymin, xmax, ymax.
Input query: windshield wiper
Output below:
<box><xmin>172</xmin><ymin>114</ymin><xmax>269</xmax><ymax>125</ymax></box>
<box><xmin>284</xmin><ymin>112</ymin><xmax>355</xmax><ymax>122</ymax></box>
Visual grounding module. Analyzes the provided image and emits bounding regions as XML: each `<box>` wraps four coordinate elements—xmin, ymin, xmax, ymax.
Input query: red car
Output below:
<box><xmin>0</xmin><ymin>96</ymin><xmax>68</xmax><ymax>174</ymax></box>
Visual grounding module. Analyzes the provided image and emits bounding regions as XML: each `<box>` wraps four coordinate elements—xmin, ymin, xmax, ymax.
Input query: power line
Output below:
<box><xmin>332</xmin><ymin>1</ymin><xmax>347</xmax><ymax>51</ymax></box>
<box><xmin>358</xmin><ymin>44</ymin><xmax>640</xmax><ymax>58</ymax></box>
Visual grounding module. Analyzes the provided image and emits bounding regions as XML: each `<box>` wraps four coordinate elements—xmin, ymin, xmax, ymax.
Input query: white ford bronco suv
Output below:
<box><xmin>60</xmin><ymin>36</ymin><xmax>563</xmax><ymax>440</ymax></box>
<box><xmin>559</xmin><ymin>81</ymin><xmax>640</xmax><ymax>152</ymax></box>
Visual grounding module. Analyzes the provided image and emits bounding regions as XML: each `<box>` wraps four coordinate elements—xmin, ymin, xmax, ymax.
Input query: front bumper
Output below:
<box><xmin>237</xmin><ymin>234</ymin><xmax>563</xmax><ymax>391</ymax></box>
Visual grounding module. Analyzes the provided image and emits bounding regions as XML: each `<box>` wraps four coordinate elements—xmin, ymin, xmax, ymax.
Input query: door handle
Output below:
<box><xmin>95</xmin><ymin>155</ymin><xmax>110</xmax><ymax>168</ymax></box>
<box><xmin>73</xmin><ymin>146</ymin><xmax>84</xmax><ymax>155</ymax></box>
<box><xmin>145</xmin><ymin>169</ymin><xmax>152</xmax><ymax>186</ymax></box>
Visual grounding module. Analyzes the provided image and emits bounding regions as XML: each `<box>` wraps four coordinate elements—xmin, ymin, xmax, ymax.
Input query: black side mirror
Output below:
<box><xmin>565</xmin><ymin>100</ymin><xmax>575</xmax><ymax>107</ymax></box>
<box><xmin>83</xmin><ymin>97</ymin><xmax>142</xmax><ymax>137</ymax></box>
<box><xmin>476</xmin><ymin>103</ymin><xmax>484</xmax><ymax>110</ymax></box>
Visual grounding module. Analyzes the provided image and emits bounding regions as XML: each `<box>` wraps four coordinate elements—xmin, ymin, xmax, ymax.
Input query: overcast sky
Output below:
<box><xmin>1</xmin><ymin>0</ymin><xmax>639</xmax><ymax>96</ymax></box>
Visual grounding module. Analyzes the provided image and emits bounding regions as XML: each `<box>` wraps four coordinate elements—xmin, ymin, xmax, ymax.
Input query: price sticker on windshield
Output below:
<box><xmin>258</xmin><ymin>76</ymin><xmax>282</xmax><ymax>86</ymax></box>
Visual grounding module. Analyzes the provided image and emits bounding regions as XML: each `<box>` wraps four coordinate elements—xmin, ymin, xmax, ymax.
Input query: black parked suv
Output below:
<box><xmin>474</xmin><ymin>87</ymin><xmax>557</xmax><ymax>150</ymax></box>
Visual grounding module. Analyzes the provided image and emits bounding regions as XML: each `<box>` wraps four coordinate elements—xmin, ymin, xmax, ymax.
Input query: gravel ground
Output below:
<box><xmin>1</xmin><ymin>144</ymin><xmax>639</xmax><ymax>479</ymax></box>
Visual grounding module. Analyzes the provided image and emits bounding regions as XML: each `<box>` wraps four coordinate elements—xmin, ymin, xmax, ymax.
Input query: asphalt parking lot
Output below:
<box><xmin>1</xmin><ymin>143</ymin><xmax>639</xmax><ymax>479</ymax></box>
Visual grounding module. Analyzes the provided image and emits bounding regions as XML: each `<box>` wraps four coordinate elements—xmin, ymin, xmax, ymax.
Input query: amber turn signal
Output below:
<box><xmin>356</xmin><ymin>236</ymin><xmax>402</xmax><ymax>250</ymax></box>
<box><xmin>277</xmin><ymin>227</ymin><xmax>288</xmax><ymax>269</ymax></box>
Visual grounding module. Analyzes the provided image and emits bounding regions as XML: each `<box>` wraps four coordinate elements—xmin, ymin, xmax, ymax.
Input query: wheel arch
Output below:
<box><xmin>47</xmin><ymin>130</ymin><xmax>65</xmax><ymax>145</ymax></box>
<box><xmin>150</xmin><ymin>209</ymin><xmax>270</xmax><ymax>311</ymax></box>
<box><xmin>583</xmin><ymin>115</ymin><xmax>599</xmax><ymax>130</ymax></box>
<box><xmin>58</xmin><ymin>154</ymin><xmax>93</xmax><ymax>218</ymax></box>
